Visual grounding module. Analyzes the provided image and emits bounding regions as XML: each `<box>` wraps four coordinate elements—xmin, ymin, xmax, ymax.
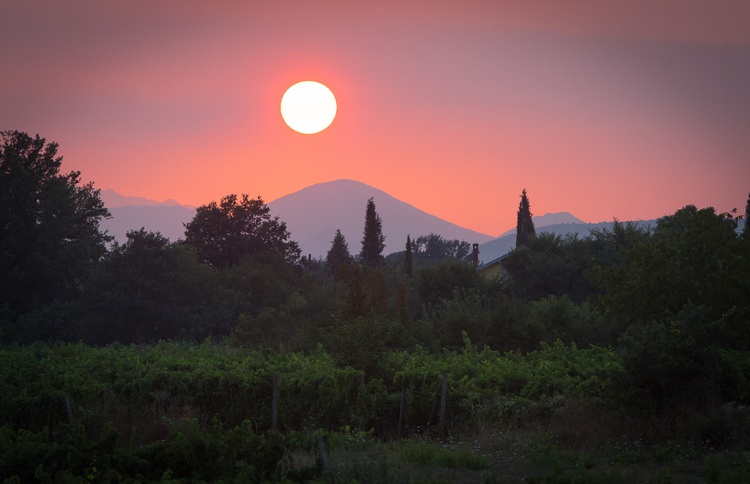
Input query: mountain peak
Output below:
<box><xmin>268</xmin><ymin>180</ymin><xmax>493</xmax><ymax>258</ymax></box>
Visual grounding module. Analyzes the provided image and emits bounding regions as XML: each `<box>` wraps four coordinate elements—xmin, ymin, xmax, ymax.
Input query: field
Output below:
<box><xmin>2</xmin><ymin>341</ymin><xmax>748</xmax><ymax>482</ymax></box>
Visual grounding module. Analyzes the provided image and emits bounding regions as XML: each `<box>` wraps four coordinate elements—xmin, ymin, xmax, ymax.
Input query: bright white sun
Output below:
<box><xmin>280</xmin><ymin>81</ymin><xmax>337</xmax><ymax>134</ymax></box>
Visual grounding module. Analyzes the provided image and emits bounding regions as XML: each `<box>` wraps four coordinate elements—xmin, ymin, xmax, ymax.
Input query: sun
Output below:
<box><xmin>280</xmin><ymin>81</ymin><xmax>337</xmax><ymax>134</ymax></box>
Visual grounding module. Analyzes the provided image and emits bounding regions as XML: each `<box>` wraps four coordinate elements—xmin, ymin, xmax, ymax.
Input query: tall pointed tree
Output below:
<box><xmin>326</xmin><ymin>229</ymin><xmax>352</xmax><ymax>274</ymax></box>
<box><xmin>516</xmin><ymin>188</ymin><xmax>535</xmax><ymax>248</ymax></box>
<box><xmin>403</xmin><ymin>234</ymin><xmax>414</xmax><ymax>277</ymax></box>
<box><xmin>744</xmin><ymin>192</ymin><xmax>750</xmax><ymax>240</ymax></box>
<box><xmin>360</xmin><ymin>197</ymin><xmax>385</xmax><ymax>267</ymax></box>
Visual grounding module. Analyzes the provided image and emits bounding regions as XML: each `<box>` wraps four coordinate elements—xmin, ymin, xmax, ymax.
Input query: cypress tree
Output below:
<box><xmin>360</xmin><ymin>197</ymin><xmax>385</xmax><ymax>267</ymax></box>
<box><xmin>516</xmin><ymin>188</ymin><xmax>535</xmax><ymax>248</ymax></box>
<box><xmin>403</xmin><ymin>235</ymin><xmax>414</xmax><ymax>277</ymax></box>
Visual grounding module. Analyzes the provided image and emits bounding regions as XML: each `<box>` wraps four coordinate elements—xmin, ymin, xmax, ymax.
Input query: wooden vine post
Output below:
<box><xmin>438</xmin><ymin>372</ymin><xmax>448</xmax><ymax>435</ymax></box>
<box><xmin>271</xmin><ymin>374</ymin><xmax>279</xmax><ymax>430</ymax></box>
<box><xmin>398</xmin><ymin>385</ymin><xmax>407</xmax><ymax>438</ymax></box>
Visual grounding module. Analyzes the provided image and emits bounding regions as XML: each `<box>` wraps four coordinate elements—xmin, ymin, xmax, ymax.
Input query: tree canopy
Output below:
<box><xmin>412</xmin><ymin>233</ymin><xmax>471</xmax><ymax>265</ymax></box>
<box><xmin>0</xmin><ymin>130</ymin><xmax>110</xmax><ymax>342</ymax></box>
<box><xmin>184</xmin><ymin>194</ymin><xmax>300</xmax><ymax>267</ymax></box>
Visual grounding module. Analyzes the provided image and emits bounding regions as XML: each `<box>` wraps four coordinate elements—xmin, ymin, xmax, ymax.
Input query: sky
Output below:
<box><xmin>2</xmin><ymin>1</ymin><xmax>749</xmax><ymax>237</ymax></box>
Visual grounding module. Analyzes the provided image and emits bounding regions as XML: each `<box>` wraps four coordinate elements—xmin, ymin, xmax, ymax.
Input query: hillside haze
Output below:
<box><xmin>268</xmin><ymin>179</ymin><xmax>494</xmax><ymax>258</ymax></box>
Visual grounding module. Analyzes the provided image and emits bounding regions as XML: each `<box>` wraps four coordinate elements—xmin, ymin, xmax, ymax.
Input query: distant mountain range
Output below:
<box><xmin>476</xmin><ymin>219</ymin><xmax>657</xmax><ymax>264</ymax></box>
<box><xmin>100</xmin><ymin>189</ymin><xmax>191</xmax><ymax>208</ymax></box>
<box><xmin>98</xmin><ymin>179</ymin><xmax>658</xmax><ymax>260</ymax></box>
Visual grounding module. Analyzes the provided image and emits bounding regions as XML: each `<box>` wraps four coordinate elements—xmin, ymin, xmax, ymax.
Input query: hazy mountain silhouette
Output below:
<box><xmin>497</xmin><ymin>212</ymin><xmax>586</xmax><ymax>237</ymax></box>
<box><xmin>101</xmin><ymin>189</ymin><xmax>189</xmax><ymax>208</ymax></box>
<box><xmin>100</xmin><ymin>181</ymin><xmax>624</xmax><ymax>259</ymax></box>
<box><xmin>267</xmin><ymin>179</ymin><xmax>494</xmax><ymax>258</ymax></box>
<box><xmin>477</xmin><ymin>219</ymin><xmax>657</xmax><ymax>264</ymax></box>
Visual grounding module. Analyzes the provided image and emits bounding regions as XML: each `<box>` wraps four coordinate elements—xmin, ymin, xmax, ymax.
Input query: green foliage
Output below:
<box><xmin>527</xmin><ymin>295</ymin><xmax>610</xmax><ymax>347</ymax></box>
<box><xmin>0</xmin><ymin>131</ymin><xmax>110</xmax><ymax>342</ymax></box>
<box><xmin>591</xmin><ymin>206</ymin><xmax>745</xmax><ymax>331</ymax></box>
<box><xmin>184</xmin><ymin>193</ymin><xmax>300</xmax><ymax>267</ymax></box>
<box><xmin>397</xmin><ymin>440</ymin><xmax>488</xmax><ymax>469</ymax></box>
<box><xmin>337</xmin><ymin>263</ymin><xmax>368</xmax><ymax>320</ymax></box>
<box><xmin>503</xmin><ymin>232</ymin><xmax>599</xmax><ymax>303</ymax></box>
<box><xmin>0</xmin><ymin>421</ymin><xmax>321</xmax><ymax>482</ymax></box>
<box><xmin>416</xmin><ymin>259</ymin><xmax>481</xmax><ymax>308</ymax></box>
<box><xmin>79</xmin><ymin>230</ymin><xmax>230</xmax><ymax>344</ymax></box>
<box><xmin>585</xmin><ymin>205</ymin><xmax>750</xmax><ymax>414</ymax></box>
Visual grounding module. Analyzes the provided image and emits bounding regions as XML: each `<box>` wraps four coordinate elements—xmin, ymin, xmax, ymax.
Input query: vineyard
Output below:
<box><xmin>2</xmin><ymin>340</ymin><xmax>749</xmax><ymax>482</ymax></box>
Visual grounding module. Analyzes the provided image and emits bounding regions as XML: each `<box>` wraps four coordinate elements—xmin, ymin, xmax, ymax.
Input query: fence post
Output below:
<box><xmin>317</xmin><ymin>435</ymin><xmax>331</xmax><ymax>482</ymax></box>
<box><xmin>398</xmin><ymin>385</ymin><xmax>407</xmax><ymax>438</ymax></box>
<box><xmin>438</xmin><ymin>372</ymin><xmax>447</xmax><ymax>435</ymax></box>
<box><xmin>356</xmin><ymin>373</ymin><xmax>366</xmax><ymax>430</ymax></box>
<box><xmin>63</xmin><ymin>393</ymin><xmax>75</xmax><ymax>424</ymax></box>
<box><xmin>271</xmin><ymin>374</ymin><xmax>278</xmax><ymax>430</ymax></box>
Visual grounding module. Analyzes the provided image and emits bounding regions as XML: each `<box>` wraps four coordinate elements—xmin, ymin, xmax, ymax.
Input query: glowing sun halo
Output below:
<box><xmin>280</xmin><ymin>81</ymin><xmax>337</xmax><ymax>134</ymax></box>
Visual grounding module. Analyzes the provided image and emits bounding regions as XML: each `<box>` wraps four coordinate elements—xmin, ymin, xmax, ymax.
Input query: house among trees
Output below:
<box><xmin>476</xmin><ymin>252</ymin><xmax>511</xmax><ymax>279</ymax></box>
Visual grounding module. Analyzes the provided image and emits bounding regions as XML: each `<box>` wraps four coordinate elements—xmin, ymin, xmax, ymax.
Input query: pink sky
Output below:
<box><xmin>2</xmin><ymin>1</ymin><xmax>749</xmax><ymax>236</ymax></box>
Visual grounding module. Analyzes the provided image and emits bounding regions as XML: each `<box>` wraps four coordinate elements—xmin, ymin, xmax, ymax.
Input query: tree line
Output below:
<box><xmin>3</xmin><ymin>130</ymin><xmax>750</xmax><ymax>418</ymax></box>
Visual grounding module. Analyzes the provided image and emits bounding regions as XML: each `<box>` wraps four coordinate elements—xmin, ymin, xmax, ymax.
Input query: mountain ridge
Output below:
<box><xmin>99</xmin><ymin>179</ymin><xmax>610</xmax><ymax>260</ymax></box>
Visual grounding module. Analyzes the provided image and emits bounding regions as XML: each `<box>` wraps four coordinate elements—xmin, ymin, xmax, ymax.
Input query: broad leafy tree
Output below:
<box><xmin>502</xmin><ymin>232</ymin><xmax>597</xmax><ymax>303</ymax></box>
<box><xmin>326</xmin><ymin>229</ymin><xmax>352</xmax><ymax>274</ymax></box>
<box><xmin>592</xmin><ymin>205</ymin><xmax>744</xmax><ymax>330</ymax></box>
<box><xmin>78</xmin><ymin>229</ymin><xmax>227</xmax><ymax>344</ymax></box>
<box><xmin>589</xmin><ymin>205</ymin><xmax>750</xmax><ymax>413</ymax></box>
<box><xmin>360</xmin><ymin>197</ymin><xmax>385</xmax><ymax>267</ymax></box>
<box><xmin>413</xmin><ymin>233</ymin><xmax>471</xmax><ymax>265</ymax></box>
<box><xmin>515</xmin><ymin>188</ymin><xmax>535</xmax><ymax>248</ymax></box>
<box><xmin>184</xmin><ymin>194</ymin><xmax>300</xmax><ymax>267</ymax></box>
<box><xmin>0</xmin><ymin>131</ymin><xmax>110</xmax><ymax>342</ymax></box>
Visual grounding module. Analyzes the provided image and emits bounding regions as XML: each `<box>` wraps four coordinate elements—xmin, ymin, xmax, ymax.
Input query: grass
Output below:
<box><xmin>320</xmin><ymin>421</ymin><xmax>750</xmax><ymax>484</ymax></box>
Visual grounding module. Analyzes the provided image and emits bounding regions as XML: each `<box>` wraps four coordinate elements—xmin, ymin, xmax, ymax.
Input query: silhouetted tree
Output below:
<box><xmin>360</xmin><ymin>197</ymin><xmax>385</xmax><ymax>267</ymax></box>
<box><xmin>184</xmin><ymin>194</ymin><xmax>300</xmax><ymax>267</ymax></box>
<box><xmin>0</xmin><ymin>130</ymin><xmax>111</xmax><ymax>342</ymax></box>
<box><xmin>744</xmin><ymin>192</ymin><xmax>750</xmax><ymax>240</ymax></box>
<box><xmin>403</xmin><ymin>235</ymin><xmax>414</xmax><ymax>277</ymax></box>
<box><xmin>78</xmin><ymin>229</ymin><xmax>225</xmax><ymax>344</ymax></box>
<box><xmin>326</xmin><ymin>229</ymin><xmax>352</xmax><ymax>274</ymax></box>
<box><xmin>516</xmin><ymin>188</ymin><xmax>535</xmax><ymax>248</ymax></box>
<box><xmin>413</xmin><ymin>233</ymin><xmax>472</xmax><ymax>264</ymax></box>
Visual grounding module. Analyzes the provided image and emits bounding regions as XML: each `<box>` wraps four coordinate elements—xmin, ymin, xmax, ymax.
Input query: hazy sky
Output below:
<box><xmin>2</xmin><ymin>1</ymin><xmax>749</xmax><ymax>236</ymax></box>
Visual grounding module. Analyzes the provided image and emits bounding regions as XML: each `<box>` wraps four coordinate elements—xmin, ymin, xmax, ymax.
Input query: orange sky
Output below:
<box><xmin>2</xmin><ymin>1</ymin><xmax>749</xmax><ymax>236</ymax></box>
